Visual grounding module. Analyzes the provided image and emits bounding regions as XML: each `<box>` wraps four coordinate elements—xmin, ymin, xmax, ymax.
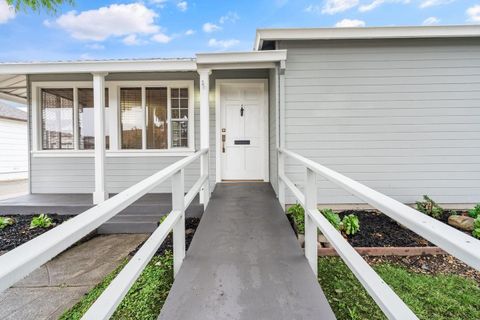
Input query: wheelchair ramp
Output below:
<box><xmin>159</xmin><ymin>182</ymin><xmax>335</xmax><ymax>320</ymax></box>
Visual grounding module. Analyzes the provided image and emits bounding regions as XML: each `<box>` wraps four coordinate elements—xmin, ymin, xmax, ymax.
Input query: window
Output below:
<box><xmin>170</xmin><ymin>88</ymin><xmax>189</xmax><ymax>148</ymax></box>
<box><xmin>41</xmin><ymin>88</ymin><xmax>74</xmax><ymax>150</ymax></box>
<box><xmin>78</xmin><ymin>88</ymin><xmax>110</xmax><ymax>150</ymax></box>
<box><xmin>120</xmin><ymin>88</ymin><xmax>143</xmax><ymax>149</ymax></box>
<box><xmin>120</xmin><ymin>86</ymin><xmax>191</xmax><ymax>150</ymax></box>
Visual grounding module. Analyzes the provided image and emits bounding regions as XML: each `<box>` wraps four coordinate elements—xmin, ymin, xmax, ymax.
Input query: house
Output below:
<box><xmin>0</xmin><ymin>103</ymin><xmax>28</xmax><ymax>183</ymax></box>
<box><xmin>0</xmin><ymin>25</ymin><xmax>479</xmax><ymax>211</ymax></box>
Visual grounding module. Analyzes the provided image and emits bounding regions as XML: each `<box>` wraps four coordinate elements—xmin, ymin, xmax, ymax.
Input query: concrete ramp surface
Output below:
<box><xmin>159</xmin><ymin>183</ymin><xmax>335</xmax><ymax>320</ymax></box>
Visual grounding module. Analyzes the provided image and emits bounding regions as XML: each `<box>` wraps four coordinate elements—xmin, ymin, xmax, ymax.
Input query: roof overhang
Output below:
<box><xmin>255</xmin><ymin>25</ymin><xmax>480</xmax><ymax>50</ymax></box>
<box><xmin>196</xmin><ymin>50</ymin><xmax>287</xmax><ymax>70</ymax></box>
<box><xmin>0</xmin><ymin>59</ymin><xmax>197</xmax><ymax>75</ymax></box>
<box><xmin>0</xmin><ymin>75</ymin><xmax>27</xmax><ymax>104</ymax></box>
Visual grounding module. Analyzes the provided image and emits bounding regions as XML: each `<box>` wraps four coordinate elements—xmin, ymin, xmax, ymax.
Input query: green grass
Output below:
<box><xmin>60</xmin><ymin>251</ymin><xmax>173</xmax><ymax>320</ymax></box>
<box><xmin>318</xmin><ymin>257</ymin><xmax>480</xmax><ymax>320</ymax></box>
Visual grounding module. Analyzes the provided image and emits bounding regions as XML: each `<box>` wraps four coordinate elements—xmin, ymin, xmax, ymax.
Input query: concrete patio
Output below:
<box><xmin>0</xmin><ymin>234</ymin><xmax>148</xmax><ymax>320</ymax></box>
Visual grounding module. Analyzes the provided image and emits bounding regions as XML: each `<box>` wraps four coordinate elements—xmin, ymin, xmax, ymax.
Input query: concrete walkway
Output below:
<box><xmin>159</xmin><ymin>183</ymin><xmax>335</xmax><ymax>320</ymax></box>
<box><xmin>0</xmin><ymin>234</ymin><xmax>148</xmax><ymax>320</ymax></box>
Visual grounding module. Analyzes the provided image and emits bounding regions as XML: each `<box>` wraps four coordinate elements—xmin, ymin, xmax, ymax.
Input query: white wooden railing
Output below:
<box><xmin>278</xmin><ymin>148</ymin><xmax>480</xmax><ymax>320</ymax></box>
<box><xmin>0</xmin><ymin>149</ymin><xmax>210</xmax><ymax>319</ymax></box>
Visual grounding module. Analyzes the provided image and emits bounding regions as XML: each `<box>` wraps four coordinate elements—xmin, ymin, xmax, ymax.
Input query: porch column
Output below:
<box><xmin>92</xmin><ymin>72</ymin><xmax>108</xmax><ymax>204</ymax></box>
<box><xmin>198</xmin><ymin>69</ymin><xmax>211</xmax><ymax>207</ymax></box>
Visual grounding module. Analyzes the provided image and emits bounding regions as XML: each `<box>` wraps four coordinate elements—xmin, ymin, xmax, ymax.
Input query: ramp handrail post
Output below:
<box><xmin>304</xmin><ymin>167</ymin><xmax>318</xmax><ymax>276</ymax></box>
<box><xmin>200</xmin><ymin>151</ymin><xmax>210</xmax><ymax>209</ymax></box>
<box><xmin>278</xmin><ymin>151</ymin><xmax>286</xmax><ymax>210</ymax></box>
<box><xmin>172</xmin><ymin>169</ymin><xmax>185</xmax><ymax>277</ymax></box>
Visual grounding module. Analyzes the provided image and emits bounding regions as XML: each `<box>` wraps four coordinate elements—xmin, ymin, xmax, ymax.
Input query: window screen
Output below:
<box><xmin>120</xmin><ymin>88</ymin><xmax>143</xmax><ymax>149</ymax></box>
<box><xmin>41</xmin><ymin>88</ymin><xmax>74</xmax><ymax>150</ymax></box>
<box><xmin>146</xmin><ymin>87</ymin><xmax>168</xmax><ymax>149</ymax></box>
<box><xmin>78</xmin><ymin>88</ymin><xmax>110</xmax><ymax>150</ymax></box>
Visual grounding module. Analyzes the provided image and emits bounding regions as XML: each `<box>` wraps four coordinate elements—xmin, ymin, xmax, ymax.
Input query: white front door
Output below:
<box><xmin>219</xmin><ymin>81</ymin><xmax>268</xmax><ymax>181</ymax></box>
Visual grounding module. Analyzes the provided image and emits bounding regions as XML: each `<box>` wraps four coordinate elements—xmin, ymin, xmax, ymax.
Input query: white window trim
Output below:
<box><xmin>31</xmin><ymin>80</ymin><xmax>195</xmax><ymax>157</ymax></box>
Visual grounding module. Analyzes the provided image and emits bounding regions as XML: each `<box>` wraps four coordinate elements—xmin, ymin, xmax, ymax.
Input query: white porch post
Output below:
<box><xmin>198</xmin><ymin>69</ymin><xmax>211</xmax><ymax>208</ymax></box>
<box><xmin>278</xmin><ymin>62</ymin><xmax>286</xmax><ymax>210</ymax></box>
<box><xmin>92</xmin><ymin>72</ymin><xmax>108</xmax><ymax>204</ymax></box>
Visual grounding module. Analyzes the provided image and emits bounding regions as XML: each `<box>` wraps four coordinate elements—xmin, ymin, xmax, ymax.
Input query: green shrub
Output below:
<box><xmin>341</xmin><ymin>214</ymin><xmax>360</xmax><ymax>235</ymax></box>
<box><xmin>287</xmin><ymin>204</ymin><xmax>305</xmax><ymax>234</ymax></box>
<box><xmin>468</xmin><ymin>204</ymin><xmax>480</xmax><ymax>219</ymax></box>
<box><xmin>30</xmin><ymin>214</ymin><xmax>53</xmax><ymax>229</ymax></box>
<box><xmin>0</xmin><ymin>217</ymin><xmax>14</xmax><ymax>230</ymax></box>
<box><xmin>473</xmin><ymin>217</ymin><xmax>480</xmax><ymax>239</ymax></box>
<box><xmin>321</xmin><ymin>209</ymin><xmax>341</xmax><ymax>230</ymax></box>
<box><xmin>416</xmin><ymin>195</ymin><xmax>443</xmax><ymax>219</ymax></box>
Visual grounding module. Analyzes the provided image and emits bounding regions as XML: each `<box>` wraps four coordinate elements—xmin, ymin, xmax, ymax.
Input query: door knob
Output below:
<box><xmin>240</xmin><ymin>105</ymin><xmax>244</xmax><ymax>117</ymax></box>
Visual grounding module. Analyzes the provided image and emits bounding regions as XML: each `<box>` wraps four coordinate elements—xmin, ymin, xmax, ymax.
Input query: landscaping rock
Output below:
<box><xmin>185</xmin><ymin>228</ymin><xmax>195</xmax><ymax>235</ymax></box>
<box><xmin>448</xmin><ymin>215</ymin><xmax>474</xmax><ymax>231</ymax></box>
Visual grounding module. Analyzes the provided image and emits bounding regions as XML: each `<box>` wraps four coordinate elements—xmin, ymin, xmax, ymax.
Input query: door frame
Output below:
<box><xmin>215</xmin><ymin>78</ymin><xmax>269</xmax><ymax>183</ymax></box>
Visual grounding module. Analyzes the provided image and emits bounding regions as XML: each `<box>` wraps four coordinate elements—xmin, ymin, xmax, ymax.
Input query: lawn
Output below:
<box><xmin>318</xmin><ymin>257</ymin><xmax>480</xmax><ymax>320</ymax></box>
<box><xmin>61</xmin><ymin>251</ymin><xmax>173</xmax><ymax>320</ymax></box>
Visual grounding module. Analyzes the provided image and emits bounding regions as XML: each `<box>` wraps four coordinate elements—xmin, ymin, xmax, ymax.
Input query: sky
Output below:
<box><xmin>0</xmin><ymin>0</ymin><xmax>479</xmax><ymax>62</ymax></box>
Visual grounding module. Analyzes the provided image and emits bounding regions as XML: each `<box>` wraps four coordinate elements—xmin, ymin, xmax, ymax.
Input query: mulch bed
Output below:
<box><xmin>338</xmin><ymin>210</ymin><xmax>469</xmax><ymax>247</ymax></box>
<box><xmin>129</xmin><ymin>217</ymin><xmax>201</xmax><ymax>257</ymax></box>
<box><xmin>365</xmin><ymin>254</ymin><xmax>480</xmax><ymax>285</ymax></box>
<box><xmin>0</xmin><ymin>214</ymin><xmax>73</xmax><ymax>252</ymax></box>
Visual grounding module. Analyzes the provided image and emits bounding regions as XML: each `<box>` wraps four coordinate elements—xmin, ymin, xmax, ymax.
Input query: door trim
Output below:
<box><xmin>215</xmin><ymin>79</ymin><xmax>269</xmax><ymax>183</ymax></box>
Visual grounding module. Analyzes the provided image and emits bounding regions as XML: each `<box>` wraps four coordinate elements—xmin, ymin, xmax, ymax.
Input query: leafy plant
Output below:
<box><xmin>473</xmin><ymin>217</ymin><xmax>480</xmax><ymax>239</ymax></box>
<box><xmin>468</xmin><ymin>204</ymin><xmax>480</xmax><ymax>219</ymax></box>
<box><xmin>416</xmin><ymin>195</ymin><xmax>443</xmax><ymax>219</ymax></box>
<box><xmin>341</xmin><ymin>214</ymin><xmax>360</xmax><ymax>236</ymax></box>
<box><xmin>0</xmin><ymin>217</ymin><xmax>14</xmax><ymax>230</ymax></box>
<box><xmin>287</xmin><ymin>203</ymin><xmax>305</xmax><ymax>234</ymax></box>
<box><xmin>321</xmin><ymin>209</ymin><xmax>341</xmax><ymax>230</ymax></box>
<box><xmin>30</xmin><ymin>214</ymin><xmax>53</xmax><ymax>229</ymax></box>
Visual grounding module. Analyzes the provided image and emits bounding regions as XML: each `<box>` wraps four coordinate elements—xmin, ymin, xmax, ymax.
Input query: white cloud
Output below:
<box><xmin>467</xmin><ymin>5</ymin><xmax>480</xmax><ymax>23</ymax></box>
<box><xmin>123</xmin><ymin>34</ymin><xmax>141</xmax><ymax>45</ymax></box>
<box><xmin>177</xmin><ymin>1</ymin><xmax>188</xmax><ymax>11</ymax></box>
<box><xmin>0</xmin><ymin>0</ymin><xmax>15</xmax><ymax>24</ymax></box>
<box><xmin>151</xmin><ymin>32</ymin><xmax>172</xmax><ymax>43</ymax></box>
<box><xmin>335</xmin><ymin>18</ymin><xmax>365</xmax><ymax>27</ymax></box>
<box><xmin>359</xmin><ymin>0</ymin><xmax>410</xmax><ymax>12</ymax></box>
<box><xmin>422</xmin><ymin>16</ymin><xmax>440</xmax><ymax>25</ymax></box>
<box><xmin>86</xmin><ymin>43</ymin><xmax>105</xmax><ymax>50</ymax></box>
<box><xmin>149</xmin><ymin>0</ymin><xmax>168</xmax><ymax>7</ymax></box>
<box><xmin>219</xmin><ymin>11</ymin><xmax>239</xmax><ymax>24</ymax></box>
<box><xmin>208</xmin><ymin>38</ymin><xmax>239</xmax><ymax>49</ymax></box>
<box><xmin>185</xmin><ymin>29</ymin><xmax>195</xmax><ymax>35</ymax></box>
<box><xmin>203</xmin><ymin>22</ymin><xmax>221</xmax><ymax>33</ymax></box>
<box><xmin>420</xmin><ymin>0</ymin><xmax>454</xmax><ymax>9</ymax></box>
<box><xmin>54</xmin><ymin>3</ymin><xmax>159</xmax><ymax>41</ymax></box>
<box><xmin>320</xmin><ymin>0</ymin><xmax>359</xmax><ymax>14</ymax></box>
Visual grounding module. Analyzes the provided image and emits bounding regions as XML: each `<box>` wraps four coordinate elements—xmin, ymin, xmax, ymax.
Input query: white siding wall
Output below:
<box><xmin>279</xmin><ymin>38</ymin><xmax>480</xmax><ymax>204</ymax></box>
<box><xmin>0</xmin><ymin>118</ymin><xmax>28</xmax><ymax>181</ymax></box>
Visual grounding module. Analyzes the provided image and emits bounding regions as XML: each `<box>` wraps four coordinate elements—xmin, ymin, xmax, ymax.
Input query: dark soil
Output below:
<box><xmin>0</xmin><ymin>214</ymin><xmax>73</xmax><ymax>252</ymax></box>
<box><xmin>339</xmin><ymin>210</ymin><xmax>471</xmax><ymax>247</ymax></box>
<box><xmin>365</xmin><ymin>254</ymin><xmax>480</xmax><ymax>285</ymax></box>
<box><xmin>129</xmin><ymin>217</ymin><xmax>201</xmax><ymax>257</ymax></box>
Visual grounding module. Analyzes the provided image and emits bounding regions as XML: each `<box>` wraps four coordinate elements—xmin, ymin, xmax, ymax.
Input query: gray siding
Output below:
<box><xmin>279</xmin><ymin>38</ymin><xmax>480</xmax><ymax>204</ymax></box>
<box><xmin>30</xmin><ymin>70</ymin><xmax>270</xmax><ymax>194</ymax></box>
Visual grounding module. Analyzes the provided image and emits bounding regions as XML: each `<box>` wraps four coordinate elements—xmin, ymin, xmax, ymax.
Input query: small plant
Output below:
<box><xmin>0</xmin><ymin>217</ymin><xmax>14</xmax><ymax>230</ymax></box>
<box><xmin>468</xmin><ymin>204</ymin><xmax>480</xmax><ymax>219</ymax></box>
<box><xmin>416</xmin><ymin>195</ymin><xmax>443</xmax><ymax>219</ymax></box>
<box><xmin>321</xmin><ymin>209</ymin><xmax>341</xmax><ymax>230</ymax></box>
<box><xmin>341</xmin><ymin>214</ymin><xmax>360</xmax><ymax>235</ymax></box>
<box><xmin>159</xmin><ymin>215</ymin><xmax>167</xmax><ymax>224</ymax></box>
<box><xmin>473</xmin><ymin>217</ymin><xmax>480</xmax><ymax>239</ymax></box>
<box><xmin>30</xmin><ymin>214</ymin><xmax>53</xmax><ymax>229</ymax></box>
<box><xmin>287</xmin><ymin>203</ymin><xmax>305</xmax><ymax>234</ymax></box>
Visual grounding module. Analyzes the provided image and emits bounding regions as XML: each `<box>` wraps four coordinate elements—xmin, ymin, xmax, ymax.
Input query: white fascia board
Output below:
<box><xmin>196</xmin><ymin>50</ymin><xmax>287</xmax><ymax>65</ymax></box>
<box><xmin>0</xmin><ymin>59</ymin><xmax>197</xmax><ymax>75</ymax></box>
<box><xmin>255</xmin><ymin>25</ymin><xmax>480</xmax><ymax>50</ymax></box>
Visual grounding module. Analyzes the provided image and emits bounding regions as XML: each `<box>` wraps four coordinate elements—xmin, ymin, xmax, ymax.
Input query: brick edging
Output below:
<box><xmin>318</xmin><ymin>246</ymin><xmax>446</xmax><ymax>257</ymax></box>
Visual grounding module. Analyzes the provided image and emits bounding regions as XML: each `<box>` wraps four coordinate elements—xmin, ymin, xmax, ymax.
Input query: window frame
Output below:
<box><xmin>31</xmin><ymin>80</ymin><xmax>195</xmax><ymax>157</ymax></box>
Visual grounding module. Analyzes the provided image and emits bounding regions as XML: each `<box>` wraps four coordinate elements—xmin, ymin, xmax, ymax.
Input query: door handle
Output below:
<box><xmin>222</xmin><ymin>134</ymin><xmax>226</xmax><ymax>153</ymax></box>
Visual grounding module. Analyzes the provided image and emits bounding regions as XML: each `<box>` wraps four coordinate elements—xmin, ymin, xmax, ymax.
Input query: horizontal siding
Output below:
<box><xmin>0</xmin><ymin>118</ymin><xmax>28</xmax><ymax>180</ymax></box>
<box><xmin>279</xmin><ymin>38</ymin><xmax>480</xmax><ymax>204</ymax></box>
<box><xmin>30</xmin><ymin>69</ymin><xmax>269</xmax><ymax>194</ymax></box>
